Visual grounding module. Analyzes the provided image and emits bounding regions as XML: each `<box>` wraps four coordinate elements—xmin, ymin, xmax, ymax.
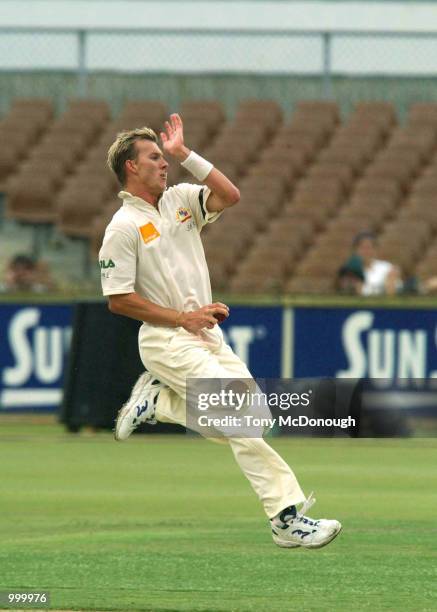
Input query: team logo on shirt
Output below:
<box><xmin>139</xmin><ymin>222</ymin><xmax>160</xmax><ymax>244</ymax></box>
<box><xmin>175</xmin><ymin>206</ymin><xmax>192</xmax><ymax>224</ymax></box>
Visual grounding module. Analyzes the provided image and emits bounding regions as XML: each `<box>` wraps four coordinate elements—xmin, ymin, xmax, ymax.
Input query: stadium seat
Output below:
<box><xmin>284</xmin><ymin>276</ymin><xmax>334</xmax><ymax>295</ymax></box>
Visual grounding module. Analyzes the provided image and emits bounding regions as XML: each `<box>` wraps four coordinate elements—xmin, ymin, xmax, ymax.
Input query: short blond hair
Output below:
<box><xmin>107</xmin><ymin>127</ymin><xmax>158</xmax><ymax>185</ymax></box>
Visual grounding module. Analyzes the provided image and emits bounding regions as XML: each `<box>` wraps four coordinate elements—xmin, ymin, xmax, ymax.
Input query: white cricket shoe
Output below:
<box><xmin>271</xmin><ymin>493</ymin><xmax>342</xmax><ymax>550</ymax></box>
<box><xmin>114</xmin><ymin>372</ymin><xmax>162</xmax><ymax>441</ymax></box>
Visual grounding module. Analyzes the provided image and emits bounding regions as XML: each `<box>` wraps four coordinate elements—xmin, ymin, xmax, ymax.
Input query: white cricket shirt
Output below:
<box><xmin>362</xmin><ymin>259</ymin><xmax>394</xmax><ymax>296</ymax></box>
<box><xmin>99</xmin><ymin>183</ymin><xmax>221</xmax><ymax>314</ymax></box>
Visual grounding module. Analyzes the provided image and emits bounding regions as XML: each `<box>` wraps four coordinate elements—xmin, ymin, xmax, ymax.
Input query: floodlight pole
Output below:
<box><xmin>322</xmin><ymin>32</ymin><xmax>333</xmax><ymax>99</ymax></box>
<box><xmin>77</xmin><ymin>30</ymin><xmax>88</xmax><ymax>98</ymax></box>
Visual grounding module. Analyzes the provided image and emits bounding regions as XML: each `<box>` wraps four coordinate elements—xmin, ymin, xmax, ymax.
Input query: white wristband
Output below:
<box><xmin>180</xmin><ymin>151</ymin><xmax>213</xmax><ymax>181</ymax></box>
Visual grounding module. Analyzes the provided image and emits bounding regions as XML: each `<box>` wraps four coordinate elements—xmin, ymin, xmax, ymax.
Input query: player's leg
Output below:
<box><xmin>214</xmin><ymin>342</ymin><xmax>342</xmax><ymax>548</ymax></box>
<box><xmin>134</xmin><ymin>326</ymin><xmax>342</xmax><ymax>548</ymax></box>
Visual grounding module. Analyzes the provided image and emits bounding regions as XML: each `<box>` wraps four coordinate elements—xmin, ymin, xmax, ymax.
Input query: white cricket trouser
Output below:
<box><xmin>138</xmin><ymin>324</ymin><xmax>305</xmax><ymax>518</ymax></box>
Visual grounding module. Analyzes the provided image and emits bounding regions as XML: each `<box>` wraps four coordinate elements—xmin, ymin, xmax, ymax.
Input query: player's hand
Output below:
<box><xmin>180</xmin><ymin>303</ymin><xmax>229</xmax><ymax>333</ymax></box>
<box><xmin>160</xmin><ymin>114</ymin><xmax>186</xmax><ymax>158</ymax></box>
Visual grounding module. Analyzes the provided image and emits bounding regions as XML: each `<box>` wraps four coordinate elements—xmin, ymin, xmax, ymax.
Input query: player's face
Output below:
<box><xmin>356</xmin><ymin>238</ymin><xmax>376</xmax><ymax>264</ymax></box>
<box><xmin>130</xmin><ymin>139</ymin><xmax>168</xmax><ymax>193</ymax></box>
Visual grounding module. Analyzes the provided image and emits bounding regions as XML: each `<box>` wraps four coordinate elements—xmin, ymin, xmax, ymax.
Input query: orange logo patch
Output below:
<box><xmin>139</xmin><ymin>222</ymin><xmax>160</xmax><ymax>244</ymax></box>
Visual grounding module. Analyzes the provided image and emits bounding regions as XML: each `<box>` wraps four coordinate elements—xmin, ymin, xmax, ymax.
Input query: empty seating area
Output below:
<box><xmin>2</xmin><ymin>97</ymin><xmax>437</xmax><ymax>293</ymax></box>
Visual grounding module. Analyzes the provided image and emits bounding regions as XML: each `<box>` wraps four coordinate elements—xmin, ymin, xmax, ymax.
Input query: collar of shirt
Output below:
<box><xmin>118</xmin><ymin>190</ymin><xmax>162</xmax><ymax>213</ymax></box>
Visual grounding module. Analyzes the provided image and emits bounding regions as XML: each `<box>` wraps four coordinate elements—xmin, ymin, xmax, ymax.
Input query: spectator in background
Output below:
<box><xmin>0</xmin><ymin>254</ymin><xmax>55</xmax><ymax>293</ymax></box>
<box><xmin>336</xmin><ymin>253</ymin><xmax>365</xmax><ymax>295</ymax></box>
<box><xmin>338</xmin><ymin>232</ymin><xmax>402</xmax><ymax>296</ymax></box>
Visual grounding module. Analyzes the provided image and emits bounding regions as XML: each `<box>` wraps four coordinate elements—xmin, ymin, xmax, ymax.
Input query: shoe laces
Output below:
<box><xmin>294</xmin><ymin>492</ymin><xmax>319</xmax><ymax>527</ymax></box>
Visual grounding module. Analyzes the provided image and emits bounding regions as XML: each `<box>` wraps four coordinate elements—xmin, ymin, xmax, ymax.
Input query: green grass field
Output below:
<box><xmin>1</xmin><ymin>422</ymin><xmax>436</xmax><ymax>612</ymax></box>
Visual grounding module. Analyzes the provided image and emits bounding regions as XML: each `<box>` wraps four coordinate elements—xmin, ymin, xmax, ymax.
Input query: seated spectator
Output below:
<box><xmin>0</xmin><ymin>254</ymin><xmax>55</xmax><ymax>293</ymax></box>
<box><xmin>336</xmin><ymin>254</ymin><xmax>364</xmax><ymax>294</ymax></box>
<box><xmin>338</xmin><ymin>232</ymin><xmax>402</xmax><ymax>296</ymax></box>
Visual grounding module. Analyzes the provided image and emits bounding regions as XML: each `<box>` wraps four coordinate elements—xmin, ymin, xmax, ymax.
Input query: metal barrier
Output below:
<box><xmin>1</xmin><ymin>25</ymin><xmax>437</xmax><ymax>100</ymax></box>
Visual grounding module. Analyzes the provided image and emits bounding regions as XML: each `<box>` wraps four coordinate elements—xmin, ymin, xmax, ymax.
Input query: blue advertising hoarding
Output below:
<box><xmin>1</xmin><ymin>302</ymin><xmax>437</xmax><ymax>411</ymax></box>
<box><xmin>292</xmin><ymin>307</ymin><xmax>437</xmax><ymax>382</ymax></box>
<box><xmin>220</xmin><ymin>306</ymin><xmax>283</xmax><ymax>377</ymax></box>
<box><xmin>0</xmin><ymin>304</ymin><xmax>73</xmax><ymax>411</ymax></box>
<box><xmin>0</xmin><ymin>304</ymin><xmax>282</xmax><ymax>411</ymax></box>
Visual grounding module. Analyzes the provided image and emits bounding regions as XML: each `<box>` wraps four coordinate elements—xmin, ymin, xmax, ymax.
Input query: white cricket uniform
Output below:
<box><xmin>362</xmin><ymin>260</ymin><xmax>394</xmax><ymax>296</ymax></box>
<box><xmin>99</xmin><ymin>184</ymin><xmax>304</xmax><ymax>518</ymax></box>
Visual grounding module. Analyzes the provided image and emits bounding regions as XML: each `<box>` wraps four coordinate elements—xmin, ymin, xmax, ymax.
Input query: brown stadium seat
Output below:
<box><xmin>239</xmin><ymin>175</ymin><xmax>287</xmax><ymax>199</ymax></box>
<box><xmin>281</xmin><ymin>204</ymin><xmax>332</xmax><ymax>231</ymax></box>
<box><xmin>353</xmin><ymin>178</ymin><xmax>402</xmax><ymax>203</ymax></box>
<box><xmin>6</xmin><ymin>176</ymin><xmax>57</xmax><ymax>223</ymax></box>
<box><xmin>420</xmin><ymin>165</ymin><xmax>437</xmax><ymax>180</ymax></box>
<box><xmin>248</xmin><ymin>240</ymin><xmax>303</xmax><ymax>262</ymax></box>
<box><xmin>229</xmin><ymin>272</ymin><xmax>284</xmax><ymax>295</ymax></box>
<box><xmin>389</xmin><ymin>127</ymin><xmax>436</xmax><ymax>159</ymax></box>
<box><xmin>398</xmin><ymin>204</ymin><xmax>437</xmax><ymax>231</ymax></box>
<box><xmin>237</xmin><ymin>99</ymin><xmax>283</xmax><ymax>118</ymax></box>
<box><xmin>120</xmin><ymin>100</ymin><xmax>167</xmax><ymax>117</ymax></box>
<box><xmin>377</xmin><ymin>245</ymin><xmax>418</xmax><ymax>277</ymax></box>
<box><xmin>307</xmin><ymin>164</ymin><xmax>355</xmax><ymax>191</ymax></box>
<box><xmin>220</xmin><ymin>204</ymin><xmax>270</xmax><ymax>231</ymax></box>
<box><xmin>353</xmin><ymin>101</ymin><xmax>397</xmax><ymax>123</ymax></box>
<box><xmin>290</xmin><ymin>190</ymin><xmax>342</xmax><ymax>211</ymax></box>
<box><xmin>415</xmin><ymin>259</ymin><xmax>437</xmax><ymax>281</ymax></box>
<box><xmin>212</xmin><ymin>127</ymin><xmax>269</xmax><ymax>158</ymax></box>
<box><xmin>284</xmin><ymin>276</ymin><xmax>334</xmax><ymax>295</ymax></box>
<box><xmin>294</xmin><ymin>100</ymin><xmax>340</xmax><ymax>123</ymax></box>
<box><xmin>57</xmin><ymin>191</ymin><xmax>108</xmax><ymax>238</ymax></box>
<box><xmin>363</xmin><ymin>163</ymin><xmax>412</xmax><ymax>193</ymax></box>
<box><xmin>303</xmin><ymin>240</ymin><xmax>351</xmax><ymax>261</ymax></box>
<box><xmin>280</xmin><ymin>124</ymin><xmax>331</xmax><ymax>148</ymax></box>
<box><xmin>407</xmin><ymin>103</ymin><xmax>437</xmax><ymax>129</ymax></box>
<box><xmin>267</xmin><ymin>218</ymin><xmax>314</xmax><ymax>246</ymax></box>
<box><xmin>347</xmin><ymin>196</ymin><xmax>397</xmax><ymax>216</ymax></box>
<box><xmin>322</xmin><ymin>216</ymin><xmax>376</xmax><ymax>237</ymax></box>
<box><xmin>0</xmin><ymin>149</ymin><xmax>20</xmax><ymax>190</ymax></box>
<box><xmin>293</xmin><ymin>256</ymin><xmax>345</xmax><ymax>279</ymax></box>
<box><xmin>334</xmin><ymin>211</ymin><xmax>381</xmax><ymax>232</ymax></box>
<box><xmin>235</xmin><ymin>194</ymin><xmax>284</xmax><ymax>220</ymax></box>
<box><xmin>203</xmin><ymin>243</ymin><xmax>239</xmax><ymax>274</ymax></box>
<box><xmin>208</xmin><ymin>263</ymin><xmax>232</xmax><ymax>291</ymax></box>
<box><xmin>377</xmin><ymin>148</ymin><xmax>423</xmax><ymax>173</ymax></box>
<box><xmin>381</xmin><ymin>219</ymin><xmax>432</xmax><ymax>247</ymax></box>
<box><xmin>207</xmin><ymin>148</ymin><xmax>249</xmax><ymax>172</ymax></box>
<box><xmin>6</xmin><ymin>160</ymin><xmax>66</xmax><ymax>191</ymax></box>
<box><xmin>411</xmin><ymin>176</ymin><xmax>437</xmax><ymax>195</ymax></box>
<box><xmin>248</xmin><ymin>159</ymin><xmax>297</xmax><ymax>183</ymax></box>
<box><xmin>330</xmin><ymin>132</ymin><xmax>383</xmax><ymax>159</ymax></box>
<box><xmin>68</xmin><ymin>98</ymin><xmax>110</xmax><ymax>117</ymax></box>
<box><xmin>378</xmin><ymin>235</ymin><xmax>423</xmax><ymax>258</ymax></box>
<box><xmin>237</xmin><ymin>248</ymin><xmax>296</xmax><ymax>276</ymax></box>
<box><xmin>259</xmin><ymin>147</ymin><xmax>307</xmax><ymax>175</ymax></box>
<box><xmin>50</xmin><ymin>117</ymin><xmax>103</xmax><ymax>143</ymax></box>
<box><xmin>271</xmin><ymin>133</ymin><xmax>322</xmax><ymax>162</ymax></box>
<box><xmin>317</xmin><ymin>146</ymin><xmax>368</xmax><ymax>173</ymax></box>
<box><xmin>204</xmin><ymin>222</ymin><xmax>254</xmax><ymax>252</ymax></box>
<box><xmin>114</xmin><ymin>101</ymin><xmax>168</xmax><ymax>133</ymax></box>
<box><xmin>234</xmin><ymin>99</ymin><xmax>283</xmax><ymax>134</ymax></box>
<box><xmin>0</xmin><ymin>99</ymin><xmax>55</xmax><ymax>189</ymax></box>
<box><xmin>10</xmin><ymin>97</ymin><xmax>54</xmax><ymax>120</ymax></box>
<box><xmin>0</xmin><ymin>124</ymin><xmax>41</xmax><ymax>150</ymax></box>
<box><xmin>181</xmin><ymin>100</ymin><xmax>224</xmax><ymax>128</ymax></box>
<box><xmin>234</xmin><ymin>256</ymin><xmax>291</xmax><ymax>280</ymax></box>
<box><xmin>294</xmin><ymin>177</ymin><xmax>345</xmax><ymax>203</ymax></box>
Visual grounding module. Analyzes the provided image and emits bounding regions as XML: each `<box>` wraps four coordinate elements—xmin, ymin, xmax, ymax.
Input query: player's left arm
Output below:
<box><xmin>161</xmin><ymin>113</ymin><xmax>240</xmax><ymax>212</ymax></box>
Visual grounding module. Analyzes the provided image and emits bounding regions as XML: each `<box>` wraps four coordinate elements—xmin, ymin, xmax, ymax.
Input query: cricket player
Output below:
<box><xmin>99</xmin><ymin>113</ymin><xmax>341</xmax><ymax>549</ymax></box>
